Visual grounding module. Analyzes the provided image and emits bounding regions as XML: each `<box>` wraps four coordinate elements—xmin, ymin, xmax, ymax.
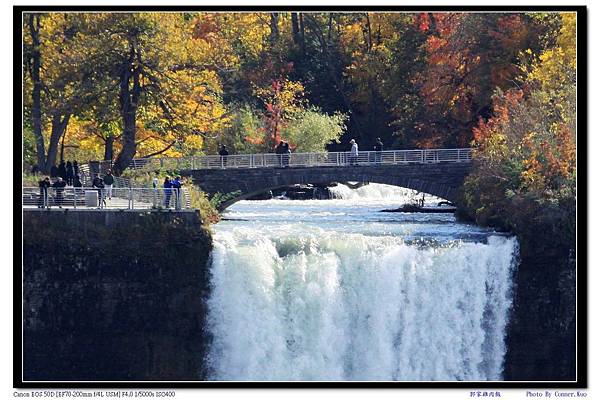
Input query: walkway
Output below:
<box><xmin>22</xmin><ymin>187</ymin><xmax>190</xmax><ymax>210</ymax></box>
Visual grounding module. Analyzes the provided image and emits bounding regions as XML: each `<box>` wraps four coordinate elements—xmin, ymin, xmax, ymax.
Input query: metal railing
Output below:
<box><xmin>93</xmin><ymin>148</ymin><xmax>473</xmax><ymax>172</ymax></box>
<box><xmin>23</xmin><ymin>187</ymin><xmax>191</xmax><ymax>210</ymax></box>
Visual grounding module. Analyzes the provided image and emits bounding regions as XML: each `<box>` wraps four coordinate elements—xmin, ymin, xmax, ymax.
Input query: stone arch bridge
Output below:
<box><xmin>178</xmin><ymin>149</ymin><xmax>473</xmax><ymax>211</ymax></box>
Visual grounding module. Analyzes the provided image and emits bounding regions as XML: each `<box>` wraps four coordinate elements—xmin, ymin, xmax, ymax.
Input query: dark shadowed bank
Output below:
<box><xmin>22</xmin><ymin>209</ymin><xmax>213</xmax><ymax>381</ymax></box>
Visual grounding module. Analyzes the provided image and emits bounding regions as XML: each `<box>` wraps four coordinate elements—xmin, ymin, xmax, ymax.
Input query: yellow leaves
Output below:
<box><xmin>528</xmin><ymin>13</ymin><xmax>576</xmax><ymax>92</ymax></box>
<box><xmin>558</xmin><ymin>12</ymin><xmax>576</xmax><ymax>69</ymax></box>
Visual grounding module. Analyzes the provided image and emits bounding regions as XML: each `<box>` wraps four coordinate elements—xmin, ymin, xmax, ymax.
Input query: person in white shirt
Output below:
<box><xmin>349</xmin><ymin>139</ymin><xmax>359</xmax><ymax>165</ymax></box>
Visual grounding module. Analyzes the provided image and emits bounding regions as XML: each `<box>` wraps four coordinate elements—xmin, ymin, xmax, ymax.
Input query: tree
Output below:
<box><xmin>411</xmin><ymin>13</ymin><xmax>552</xmax><ymax>148</ymax></box>
<box><xmin>254</xmin><ymin>72</ymin><xmax>305</xmax><ymax>150</ymax></box>
<box><xmin>462</xmin><ymin>12</ymin><xmax>576</xmax><ymax>229</ymax></box>
<box><xmin>23</xmin><ymin>13</ymin><xmax>97</xmax><ymax>173</ymax></box>
<box><xmin>283</xmin><ymin>107</ymin><xmax>347</xmax><ymax>152</ymax></box>
<box><xmin>71</xmin><ymin>13</ymin><xmax>233</xmax><ymax>174</ymax></box>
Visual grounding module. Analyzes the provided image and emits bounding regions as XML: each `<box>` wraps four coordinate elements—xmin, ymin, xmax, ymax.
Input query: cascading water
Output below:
<box><xmin>206</xmin><ymin>184</ymin><xmax>518</xmax><ymax>381</ymax></box>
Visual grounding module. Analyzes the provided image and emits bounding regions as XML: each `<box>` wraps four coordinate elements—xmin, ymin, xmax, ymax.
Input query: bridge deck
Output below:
<box><xmin>92</xmin><ymin>148</ymin><xmax>472</xmax><ymax>172</ymax></box>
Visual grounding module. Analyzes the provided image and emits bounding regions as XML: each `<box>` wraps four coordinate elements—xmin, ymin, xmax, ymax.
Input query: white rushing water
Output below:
<box><xmin>207</xmin><ymin>184</ymin><xmax>518</xmax><ymax>381</ymax></box>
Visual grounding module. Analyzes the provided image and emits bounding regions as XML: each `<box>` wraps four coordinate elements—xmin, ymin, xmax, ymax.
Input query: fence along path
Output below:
<box><xmin>22</xmin><ymin>186</ymin><xmax>190</xmax><ymax>210</ymax></box>
<box><xmin>77</xmin><ymin>162</ymin><xmax>190</xmax><ymax>209</ymax></box>
<box><xmin>92</xmin><ymin>148</ymin><xmax>473</xmax><ymax>172</ymax></box>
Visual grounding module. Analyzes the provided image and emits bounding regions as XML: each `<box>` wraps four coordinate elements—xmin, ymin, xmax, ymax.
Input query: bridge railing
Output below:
<box><xmin>23</xmin><ymin>187</ymin><xmax>191</xmax><ymax>210</ymax></box>
<box><xmin>94</xmin><ymin>148</ymin><xmax>472</xmax><ymax>171</ymax></box>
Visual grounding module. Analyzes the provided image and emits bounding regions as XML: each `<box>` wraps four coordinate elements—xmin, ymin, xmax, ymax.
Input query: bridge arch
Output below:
<box><xmin>182</xmin><ymin>162</ymin><xmax>472</xmax><ymax>211</ymax></box>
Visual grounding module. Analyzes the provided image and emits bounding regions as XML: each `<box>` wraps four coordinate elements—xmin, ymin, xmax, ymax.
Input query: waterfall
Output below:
<box><xmin>206</xmin><ymin>226</ymin><xmax>518</xmax><ymax>381</ymax></box>
<box><xmin>329</xmin><ymin>183</ymin><xmax>442</xmax><ymax>205</ymax></box>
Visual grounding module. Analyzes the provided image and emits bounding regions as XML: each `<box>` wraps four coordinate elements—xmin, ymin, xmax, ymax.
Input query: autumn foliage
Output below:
<box><xmin>22</xmin><ymin>10</ymin><xmax>576</xmax><ymax>198</ymax></box>
<box><xmin>460</xmin><ymin>13</ymin><xmax>576</xmax><ymax>240</ymax></box>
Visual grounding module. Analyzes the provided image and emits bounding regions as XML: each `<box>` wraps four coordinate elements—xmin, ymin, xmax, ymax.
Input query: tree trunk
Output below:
<box><xmin>299</xmin><ymin>13</ymin><xmax>306</xmax><ymax>54</ymax></box>
<box><xmin>112</xmin><ymin>42</ymin><xmax>141</xmax><ymax>176</ymax></box>
<box><xmin>28</xmin><ymin>14</ymin><xmax>45</xmax><ymax>172</ymax></box>
<box><xmin>427</xmin><ymin>13</ymin><xmax>438</xmax><ymax>35</ymax></box>
<box><xmin>45</xmin><ymin>112</ymin><xmax>71</xmax><ymax>173</ymax></box>
<box><xmin>291</xmin><ymin>13</ymin><xmax>300</xmax><ymax>45</ymax></box>
<box><xmin>364</xmin><ymin>13</ymin><xmax>372</xmax><ymax>52</ymax></box>
<box><xmin>269</xmin><ymin>13</ymin><xmax>279</xmax><ymax>45</ymax></box>
<box><xmin>104</xmin><ymin>134</ymin><xmax>114</xmax><ymax>161</ymax></box>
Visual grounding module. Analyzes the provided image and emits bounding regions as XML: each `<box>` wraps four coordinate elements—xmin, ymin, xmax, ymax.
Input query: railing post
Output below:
<box><xmin>73</xmin><ymin>188</ymin><xmax>77</xmax><ymax>209</ymax></box>
<box><xmin>129</xmin><ymin>188</ymin><xmax>133</xmax><ymax>209</ymax></box>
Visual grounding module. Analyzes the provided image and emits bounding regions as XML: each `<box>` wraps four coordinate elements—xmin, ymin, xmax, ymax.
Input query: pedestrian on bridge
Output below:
<box><xmin>275</xmin><ymin>141</ymin><xmax>285</xmax><ymax>166</ymax></box>
<box><xmin>38</xmin><ymin>177</ymin><xmax>50</xmax><ymax>208</ymax></box>
<box><xmin>283</xmin><ymin>141</ymin><xmax>291</xmax><ymax>167</ymax></box>
<box><xmin>92</xmin><ymin>175</ymin><xmax>105</xmax><ymax>208</ymax></box>
<box><xmin>58</xmin><ymin>161</ymin><xmax>67</xmax><ymax>180</ymax></box>
<box><xmin>52</xmin><ymin>177</ymin><xmax>67</xmax><ymax>208</ymax></box>
<box><xmin>374</xmin><ymin>138</ymin><xmax>383</xmax><ymax>163</ymax></box>
<box><xmin>172</xmin><ymin>176</ymin><xmax>183</xmax><ymax>210</ymax></box>
<box><xmin>349</xmin><ymin>139</ymin><xmax>359</xmax><ymax>165</ymax></box>
<box><xmin>103</xmin><ymin>169</ymin><xmax>115</xmax><ymax>200</ymax></box>
<box><xmin>73</xmin><ymin>174</ymin><xmax>83</xmax><ymax>195</ymax></box>
<box><xmin>65</xmin><ymin>161</ymin><xmax>74</xmax><ymax>186</ymax></box>
<box><xmin>152</xmin><ymin>171</ymin><xmax>160</xmax><ymax>207</ymax></box>
<box><xmin>163</xmin><ymin>176</ymin><xmax>173</xmax><ymax>208</ymax></box>
<box><xmin>219</xmin><ymin>144</ymin><xmax>229</xmax><ymax>167</ymax></box>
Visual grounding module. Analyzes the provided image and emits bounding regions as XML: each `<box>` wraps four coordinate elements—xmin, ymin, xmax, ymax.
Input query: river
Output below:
<box><xmin>206</xmin><ymin>183</ymin><xmax>518</xmax><ymax>381</ymax></box>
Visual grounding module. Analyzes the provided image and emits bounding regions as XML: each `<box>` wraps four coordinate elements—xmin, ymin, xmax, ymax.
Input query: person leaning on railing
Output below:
<box><xmin>52</xmin><ymin>176</ymin><xmax>67</xmax><ymax>209</ymax></box>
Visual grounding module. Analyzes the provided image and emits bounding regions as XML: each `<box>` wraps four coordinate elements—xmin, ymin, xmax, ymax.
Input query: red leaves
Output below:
<box><xmin>416</xmin><ymin>13</ymin><xmax>430</xmax><ymax>32</ymax></box>
<box><xmin>271</xmin><ymin>80</ymin><xmax>282</xmax><ymax>92</ymax></box>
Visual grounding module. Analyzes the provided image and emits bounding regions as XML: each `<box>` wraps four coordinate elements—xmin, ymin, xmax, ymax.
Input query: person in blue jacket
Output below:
<box><xmin>171</xmin><ymin>176</ymin><xmax>183</xmax><ymax>209</ymax></box>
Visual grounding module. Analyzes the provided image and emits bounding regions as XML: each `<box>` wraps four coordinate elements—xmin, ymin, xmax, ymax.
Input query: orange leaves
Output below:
<box><xmin>426</xmin><ymin>36</ymin><xmax>447</xmax><ymax>57</ymax></box>
<box><xmin>473</xmin><ymin>88</ymin><xmax>524</xmax><ymax>143</ymax></box>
